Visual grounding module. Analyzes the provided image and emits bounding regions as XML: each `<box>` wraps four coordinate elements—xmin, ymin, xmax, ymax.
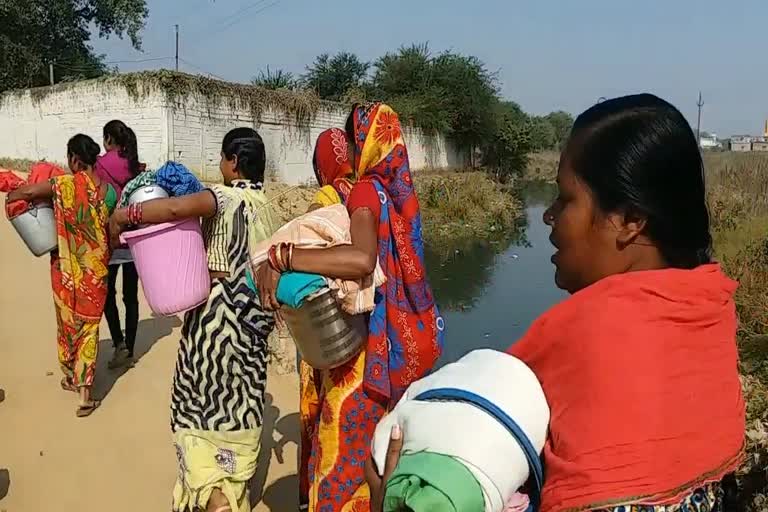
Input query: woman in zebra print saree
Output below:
<box><xmin>109</xmin><ymin>128</ymin><xmax>275</xmax><ymax>512</ymax></box>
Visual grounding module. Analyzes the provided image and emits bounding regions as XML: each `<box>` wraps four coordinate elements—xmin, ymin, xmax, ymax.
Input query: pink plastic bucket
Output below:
<box><xmin>120</xmin><ymin>218</ymin><xmax>210</xmax><ymax>316</ymax></box>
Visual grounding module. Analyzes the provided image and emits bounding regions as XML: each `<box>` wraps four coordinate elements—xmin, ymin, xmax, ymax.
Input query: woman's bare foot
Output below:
<box><xmin>76</xmin><ymin>386</ymin><xmax>101</xmax><ymax>417</ymax></box>
<box><xmin>60</xmin><ymin>378</ymin><xmax>77</xmax><ymax>393</ymax></box>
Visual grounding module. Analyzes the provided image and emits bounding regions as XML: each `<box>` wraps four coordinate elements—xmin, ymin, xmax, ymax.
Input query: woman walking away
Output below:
<box><xmin>97</xmin><ymin>120</ymin><xmax>142</xmax><ymax>369</ymax></box>
<box><xmin>7</xmin><ymin>134</ymin><xmax>118</xmax><ymax>417</ymax></box>
<box><xmin>109</xmin><ymin>128</ymin><xmax>275</xmax><ymax>512</ymax></box>
<box><xmin>256</xmin><ymin>104</ymin><xmax>445</xmax><ymax>512</ymax></box>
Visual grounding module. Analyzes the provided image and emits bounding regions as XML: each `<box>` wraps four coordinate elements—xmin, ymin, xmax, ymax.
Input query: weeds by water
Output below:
<box><xmin>416</xmin><ymin>170</ymin><xmax>521</xmax><ymax>248</ymax></box>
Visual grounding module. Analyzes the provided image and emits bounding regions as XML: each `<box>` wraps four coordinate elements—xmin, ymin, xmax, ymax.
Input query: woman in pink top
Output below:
<box><xmin>97</xmin><ymin>120</ymin><xmax>141</xmax><ymax>369</ymax></box>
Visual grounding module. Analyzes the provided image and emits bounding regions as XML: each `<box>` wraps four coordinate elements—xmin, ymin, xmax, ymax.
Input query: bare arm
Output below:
<box><xmin>291</xmin><ymin>208</ymin><xmax>378</xmax><ymax>280</ymax></box>
<box><xmin>6</xmin><ymin>182</ymin><xmax>54</xmax><ymax>203</ymax></box>
<box><xmin>112</xmin><ymin>190</ymin><xmax>217</xmax><ymax>226</ymax></box>
<box><xmin>109</xmin><ymin>190</ymin><xmax>217</xmax><ymax>247</ymax></box>
<box><xmin>255</xmin><ymin>208</ymin><xmax>379</xmax><ymax>311</ymax></box>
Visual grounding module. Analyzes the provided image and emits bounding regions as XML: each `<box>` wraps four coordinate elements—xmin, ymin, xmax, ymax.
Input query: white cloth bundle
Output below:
<box><xmin>372</xmin><ymin>349</ymin><xmax>550</xmax><ymax>512</ymax></box>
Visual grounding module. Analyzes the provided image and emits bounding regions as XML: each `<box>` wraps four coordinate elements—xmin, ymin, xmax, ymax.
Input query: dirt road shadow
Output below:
<box><xmin>250</xmin><ymin>394</ymin><xmax>300</xmax><ymax>507</ymax></box>
<box><xmin>93</xmin><ymin>314</ymin><xmax>182</xmax><ymax>401</ymax></box>
<box><xmin>259</xmin><ymin>474</ymin><xmax>299</xmax><ymax>511</ymax></box>
<box><xmin>0</xmin><ymin>468</ymin><xmax>9</xmax><ymax>501</ymax></box>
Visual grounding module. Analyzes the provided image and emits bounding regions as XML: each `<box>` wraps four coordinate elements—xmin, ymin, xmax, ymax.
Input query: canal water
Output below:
<box><xmin>427</xmin><ymin>182</ymin><xmax>567</xmax><ymax>366</ymax></box>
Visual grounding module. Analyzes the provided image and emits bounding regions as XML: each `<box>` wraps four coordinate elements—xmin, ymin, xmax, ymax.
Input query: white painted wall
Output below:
<box><xmin>0</xmin><ymin>77</ymin><xmax>466</xmax><ymax>184</ymax></box>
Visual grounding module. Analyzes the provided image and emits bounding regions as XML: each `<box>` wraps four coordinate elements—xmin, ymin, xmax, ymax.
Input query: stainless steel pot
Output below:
<box><xmin>127</xmin><ymin>185</ymin><xmax>169</xmax><ymax>205</ymax></box>
<box><xmin>280</xmin><ymin>288</ymin><xmax>367</xmax><ymax>370</ymax></box>
<box><xmin>10</xmin><ymin>204</ymin><xmax>58</xmax><ymax>257</ymax></box>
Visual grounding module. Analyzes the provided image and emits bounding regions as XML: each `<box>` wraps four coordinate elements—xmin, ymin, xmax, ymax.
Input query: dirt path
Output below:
<box><xmin>0</xmin><ymin>217</ymin><xmax>300</xmax><ymax>511</ymax></box>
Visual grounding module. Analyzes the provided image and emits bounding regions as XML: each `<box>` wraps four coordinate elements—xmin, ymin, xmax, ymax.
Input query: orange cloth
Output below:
<box><xmin>509</xmin><ymin>264</ymin><xmax>745</xmax><ymax>512</ymax></box>
<box><xmin>1</xmin><ymin>162</ymin><xmax>66</xmax><ymax>219</ymax></box>
<box><xmin>0</xmin><ymin>170</ymin><xmax>26</xmax><ymax>218</ymax></box>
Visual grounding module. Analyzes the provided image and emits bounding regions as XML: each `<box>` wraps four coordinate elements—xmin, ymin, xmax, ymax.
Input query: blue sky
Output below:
<box><xmin>94</xmin><ymin>0</ymin><xmax>766</xmax><ymax>136</ymax></box>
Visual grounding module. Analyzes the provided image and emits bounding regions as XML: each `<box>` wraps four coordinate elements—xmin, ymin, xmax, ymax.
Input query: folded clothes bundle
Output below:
<box><xmin>156</xmin><ymin>161</ymin><xmax>203</xmax><ymax>198</ymax></box>
<box><xmin>250</xmin><ymin>204</ymin><xmax>386</xmax><ymax>315</ymax></box>
<box><xmin>372</xmin><ymin>349</ymin><xmax>550</xmax><ymax>512</ymax></box>
<box><xmin>244</xmin><ymin>270</ymin><xmax>327</xmax><ymax>309</ymax></box>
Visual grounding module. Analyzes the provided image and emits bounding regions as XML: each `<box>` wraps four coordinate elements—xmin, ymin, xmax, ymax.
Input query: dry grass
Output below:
<box><xmin>523</xmin><ymin>150</ymin><xmax>560</xmax><ymax>182</ymax></box>
<box><xmin>264</xmin><ymin>170</ymin><xmax>521</xmax><ymax>252</ymax></box>
<box><xmin>415</xmin><ymin>170</ymin><xmax>521</xmax><ymax>246</ymax></box>
<box><xmin>706</xmin><ymin>152</ymin><xmax>768</xmax><ymax>509</ymax></box>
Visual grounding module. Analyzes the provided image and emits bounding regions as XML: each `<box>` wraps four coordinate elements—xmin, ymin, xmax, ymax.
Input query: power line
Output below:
<box><xmin>105</xmin><ymin>57</ymin><xmax>172</xmax><ymax>65</ymax></box>
<box><xmin>218</xmin><ymin>0</ymin><xmax>280</xmax><ymax>31</ymax></box>
<box><xmin>179</xmin><ymin>58</ymin><xmax>227</xmax><ymax>81</ymax></box>
<box><xmin>210</xmin><ymin>0</ymin><xmax>270</xmax><ymax>29</ymax></box>
<box><xmin>190</xmin><ymin>0</ymin><xmax>281</xmax><ymax>47</ymax></box>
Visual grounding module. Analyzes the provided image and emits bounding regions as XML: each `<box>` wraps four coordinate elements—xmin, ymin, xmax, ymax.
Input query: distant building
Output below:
<box><xmin>730</xmin><ymin>136</ymin><xmax>752</xmax><ymax>152</ymax></box>
<box><xmin>753</xmin><ymin>138</ymin><xmax>768</xmax><ymax>151</ymax></box>
<box><xmin>699</xmin><ymin>133</ymin><xmax>720</xmax><ymax>149</ymax></box>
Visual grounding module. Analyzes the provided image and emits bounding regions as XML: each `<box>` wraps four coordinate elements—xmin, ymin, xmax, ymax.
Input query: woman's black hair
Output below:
<box><xmin>345</xmin><ymin>105</ymin><xmax>358</xmax><ymax>139</ymax></box>
<box><xmin>67</xmin><ymin>134</ymin><xmax>101</xmax><ymax>168</ymax></box>
<box><xmin>221</xmin><ymin>127</ymin><xmax>266</xmax><ymax>182</ymax></box>
<box><xmin>568</xmin><ymin>93</ymin><xmax>712</xmax><ymax>269</ymax></box>
<box><xmin>103</xmin><ymin>120</ymin><xmax>141</xmax><ymax>177</ymax></box>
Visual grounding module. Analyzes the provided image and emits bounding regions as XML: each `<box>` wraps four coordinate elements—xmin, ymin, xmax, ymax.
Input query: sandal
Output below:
<box><xmin>76</xmin><ymin>400</ymin><xmax>101</xmax><ymax>417</ymax></box>
<box><xmin>60</xmin><ymin>378</ymin><xmax>77</xmax><ymax>393</ymax></box>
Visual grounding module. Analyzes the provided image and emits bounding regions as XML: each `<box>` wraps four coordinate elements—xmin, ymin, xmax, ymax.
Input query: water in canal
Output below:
<box><xmin>427</xmin><ymin>181</ymin><xmax>567</xmax><ymax>366</ymax></box>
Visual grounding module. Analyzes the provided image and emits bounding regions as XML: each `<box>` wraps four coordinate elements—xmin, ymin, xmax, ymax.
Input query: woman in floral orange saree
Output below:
<box><xmin>258</xmin><ymin>107</ymin><xmax>444</xmax><ymax>512</ymax></box>
<box><xmin>8</xmin><ymin>135</ymin><xmax>117</xmax><ymax>417</ymax></box>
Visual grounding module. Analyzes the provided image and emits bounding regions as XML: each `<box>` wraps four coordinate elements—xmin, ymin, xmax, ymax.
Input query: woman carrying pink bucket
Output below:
<box><xmin>109</xmin><ymin>128</ymin><xmax>276</xmax><ymax>512</ymax></box>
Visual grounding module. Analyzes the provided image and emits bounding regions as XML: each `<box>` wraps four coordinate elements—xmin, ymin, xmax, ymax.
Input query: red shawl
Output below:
<box><xmin>509</xmin><ymin>264</ymin><xmax>745</xmax><ymax>511</ymax></box>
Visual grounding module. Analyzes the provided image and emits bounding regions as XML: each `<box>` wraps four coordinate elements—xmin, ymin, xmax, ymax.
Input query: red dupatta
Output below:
<box><xmin>313</xmin><ymin>128</ymin><xmax>354</xmax><ymax>202</ymax></box>
<box><xmin>509</xmin><ymin>264</ymin><xmax>745</xmax><ymax>511</ymax></box>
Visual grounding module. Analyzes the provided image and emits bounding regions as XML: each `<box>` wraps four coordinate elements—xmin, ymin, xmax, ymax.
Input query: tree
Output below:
<box><xmin>0</xmin><ymin>0</ymin><xmax>148</xmax><ymax>92</ymax></box>
<box><xmin>481</xmin><ymin>102</ymin><xmax>532</xmax><ymax>182</ymax></box>
<box><xmin>544</xmin><ymin>110</ymin><xmax>575</xmax><ymax>148</ymax></box>
<box><xmin>431</xmin><ymin>52</ymin><xmax>498</xmax><ymax>151</ymax></box>
<box><xmin>368</xmin><ymin>44</ymin><xmax>452</xmax><ymax>133</ymax></box>
<box><xmin>527</xmin><ymin>116</ymin><xmax>556</xmax><ymax>151</ymax></box>
<box><xmin>251</xmin><ymin>66</ymin><xmax>297</xmax><ymax>90</ymax></box>
<box><xmin>368</xmin><ymin>43</ymin><xmax>499</xmax><ymax>150</ymax></box>
<box><xmin>302</xmin><ymin>52</ymin><xmax>369</xmax><ymax>101</ymax></box>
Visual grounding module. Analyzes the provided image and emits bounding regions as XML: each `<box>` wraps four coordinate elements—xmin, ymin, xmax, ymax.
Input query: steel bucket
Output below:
<box><xmin>127</xmin><ymin>185</ymin><xmax>169</xmax><ymax>205</ymax></box>
<box><xmin>10</xmin><ymin>203</ymin><xmax>58</xmax><ymax>257</ymax></box>
<box><xmin>280</xmin><ymin>288</ymin><xmax>367</xmax><ymax>370</ymax></box>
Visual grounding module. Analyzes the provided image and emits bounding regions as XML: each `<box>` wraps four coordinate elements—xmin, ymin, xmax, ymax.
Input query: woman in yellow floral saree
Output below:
<box><xmin>8</xmin><ymin>134</ymin><xmax>117</xmax><ymax>417</ymax></box>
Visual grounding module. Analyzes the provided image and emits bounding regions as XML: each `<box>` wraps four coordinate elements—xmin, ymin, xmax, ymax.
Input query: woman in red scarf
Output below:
<box><xmin>256</xmin><ymin>104</ymin><xmax>444</xmax><ymax>511</ymax></box>
<box><xmin>511</xmin><ymin>94</ymin><xmax>743</xmax><ymax>511</ymax></box>
<box><xmin>310</xmin><ymin>127</ymin><xmax>354</xmax><ymax>207</ymax></box>
<box><xmin>366</xmin><ymin>94</ymin><xmax>744</xmax><ymax>512</ymax></box>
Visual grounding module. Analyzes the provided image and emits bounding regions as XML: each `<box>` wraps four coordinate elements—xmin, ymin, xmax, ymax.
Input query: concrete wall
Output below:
<box><xmin>0</xmin><ymin>81</ymin><xmax>169</xmax><ymax>169</ymax></box>
<box><xmin>0</xmin><ymin>77</ymin><xmax>465</xmax><ymax>184</ymax></box>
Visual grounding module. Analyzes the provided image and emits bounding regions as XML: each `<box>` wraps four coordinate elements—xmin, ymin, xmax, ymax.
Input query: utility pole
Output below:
<box><xmin>696</xmin><ymin>91</ymin><xmax>704</xmax><ymax>146</ymax></box>
<box><xmin>175</xmin><ymin>24</ymin><xmax>180</xmax><ymax>71</ymax></box>
<box><xmin>49</xmin><ymin>62</ymin><xmax>54</xmax><ymax>86</ymax></box>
